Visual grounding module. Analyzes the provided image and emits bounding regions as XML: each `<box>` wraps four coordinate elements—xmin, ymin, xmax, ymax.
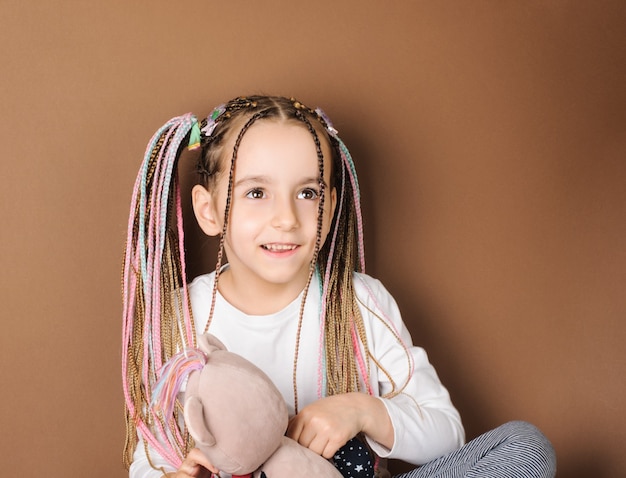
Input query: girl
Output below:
<box><xmin>122</xmin><ymin>95</ymin><xmax>556</xmax><ymax>478</ymax></box>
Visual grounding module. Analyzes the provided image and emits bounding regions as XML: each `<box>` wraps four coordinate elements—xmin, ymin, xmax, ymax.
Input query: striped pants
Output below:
<box><xmin>393</xmin><ymin>421</ymin><xmax>556</xmax><ymax>478</ymax></box>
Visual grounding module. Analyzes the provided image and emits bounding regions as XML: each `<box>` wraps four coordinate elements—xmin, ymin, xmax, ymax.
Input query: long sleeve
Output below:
<box><xmin>127</xmin><ymin>271</ymin><xmax>465</xmax><ymax>476</ymax></box>
<box><xmin>354</xmin><ymin>274</ymin><xmax>465</xmax><ymax>464</ymax></box>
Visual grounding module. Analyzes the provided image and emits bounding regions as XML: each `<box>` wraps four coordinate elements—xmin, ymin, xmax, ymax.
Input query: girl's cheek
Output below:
<box><xmin>299</xmin><ymin>203</ymin><xmax>322</xmax><ymax>224</ymax></box>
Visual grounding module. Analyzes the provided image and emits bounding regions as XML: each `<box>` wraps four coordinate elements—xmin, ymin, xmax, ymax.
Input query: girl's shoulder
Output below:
<box><xmin>352</xmin><ymin>272</ymin><xmax>409</xmax><ymax>341</ymax></box>
<box><xmin>352</xmin><ymin>271</ymin><xmax>385</xmax><ymax>294</ymax></box>
<box><xmin>187</xmin><ymin>271</ymin><xmax>217</xmax><ymax>312</ymax></box>
<box><xmin>352</xmin><ymin>271</ymin><xmax>400</xmax><ymax>312</ymax></box>
<box><xmin>187</xmin><ymin>270</ymin><xmax>400</xmax><ymax>317</ymax></box>
<box><xmin>189</xmin><ymin>271</ymin><xmax>216</xmax><ymax>290</ymax></box>
<box><xmin>188</xmin><ymin>270</ymin><xmax>388</xmax><ymax>296</ymax></box>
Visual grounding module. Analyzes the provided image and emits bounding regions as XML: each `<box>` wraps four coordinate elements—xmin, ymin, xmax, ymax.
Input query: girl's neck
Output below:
<box><xmin>216</xmin><ymin>268</ymin><xmax>310</xmax><ymax>315</ymax></box>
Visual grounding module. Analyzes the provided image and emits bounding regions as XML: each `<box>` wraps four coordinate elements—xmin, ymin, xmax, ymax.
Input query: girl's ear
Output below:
<box><xmin>192</xmin><ymin>184</ymin><xmax>222</xmax><ymax>237</ymax></box>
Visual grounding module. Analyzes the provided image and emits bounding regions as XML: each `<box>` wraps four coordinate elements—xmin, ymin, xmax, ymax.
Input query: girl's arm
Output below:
<box><xmin>288</xmin><ymin>274</ymin><xmax>465</xmax><ymax>464</ymax></box>
<box><xmin>357</xmin><ymin>274</ymin><xmax>465</xmax><ymax>464</ymax></box>
<box><xmin>286</xmin><ymin>391</ymin><xmax>393</xmax><ymax>459</ymax></box>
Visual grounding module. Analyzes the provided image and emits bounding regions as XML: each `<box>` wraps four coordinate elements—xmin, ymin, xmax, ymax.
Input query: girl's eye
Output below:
<box><xmin>298</xmin><ymin>188</ymin><xmax>319</xmax><ymax>200</ymax></box>
<box><xmin>246</xmin><ymin>189</ymin><xmax>265</xmax><ymax>199</ymax></box>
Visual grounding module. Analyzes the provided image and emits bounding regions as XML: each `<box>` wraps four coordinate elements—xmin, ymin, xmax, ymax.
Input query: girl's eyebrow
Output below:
<box><xmin>300</xmin><ymin>176</ymin><xmax>328</xmax><ymax>187</ymax></box>
<box><xmin>233</xmin><ymin>176</ymin><xmax>271</xmax><ymax>188</ymax></box>
<box><xmin>233</xmin><ymin>175</ymin><xmax>327</xmax><ymax>188</ymax></box>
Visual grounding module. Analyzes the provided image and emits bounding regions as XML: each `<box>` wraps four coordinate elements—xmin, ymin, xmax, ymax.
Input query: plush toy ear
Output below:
<box><xmin>184</xmin><ymin>396</ymin><xmax>216</xmax><ymax>447</ymax></box>
<box><xmin>197</xmin><ymin>333</ymin><xmax>226</xmax><ymax>355</ymax></box>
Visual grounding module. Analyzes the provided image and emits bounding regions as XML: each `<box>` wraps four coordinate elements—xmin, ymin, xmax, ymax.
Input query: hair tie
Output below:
<box><xmin>201</xmin><ymin>103</ymin><xmax>226</xmax><ymax>138</ymax></box>
<box><xmin>188</xmin><ymin>121</ymin><xmax>202</xmax><ymax>150</ymax></box>
<box><xmin>314</xmin><ymin>107</ymin><xmax>338</xmax><ymax>136</ymax></box>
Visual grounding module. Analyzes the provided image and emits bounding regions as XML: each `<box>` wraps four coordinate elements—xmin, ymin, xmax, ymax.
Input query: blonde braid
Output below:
<box><xmin>319</xmin><ymin>192</ymin><xmax>370</xmax><ymax>396</ymax></box>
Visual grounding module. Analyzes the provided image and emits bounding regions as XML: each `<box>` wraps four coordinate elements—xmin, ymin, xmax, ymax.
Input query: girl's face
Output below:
<box><xmin>193</xmin><ymin>120</ymin><xmax>337</xmax><ymax>307</ymax></box>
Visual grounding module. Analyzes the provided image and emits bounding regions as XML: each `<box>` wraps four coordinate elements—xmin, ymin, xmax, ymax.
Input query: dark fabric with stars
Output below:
<box><xmin>332</xmin><ymin>436</ymin><xmax>375</xmax><ymax>478</ymax></box>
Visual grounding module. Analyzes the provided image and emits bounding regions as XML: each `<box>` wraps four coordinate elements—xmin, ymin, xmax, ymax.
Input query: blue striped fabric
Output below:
<box><xmin>393</xmin><ymin>421</ymin><xmax>556</xmax><ymax>478</ymax></box>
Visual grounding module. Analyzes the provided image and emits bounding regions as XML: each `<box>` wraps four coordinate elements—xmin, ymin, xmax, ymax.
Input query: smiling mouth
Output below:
<box><xmin>261</xmin><ymin>244</ymin><xmax>298</xmax><ymax>252</ymax></box>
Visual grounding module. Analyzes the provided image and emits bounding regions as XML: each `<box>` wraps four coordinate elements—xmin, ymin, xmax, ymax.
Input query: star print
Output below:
<box><xmin>355</xmin><ymin>464</ymin><xmax>364</xmax><ymax>472</ymax></box>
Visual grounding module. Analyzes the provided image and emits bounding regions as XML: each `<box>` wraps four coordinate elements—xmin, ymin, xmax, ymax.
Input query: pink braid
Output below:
<box><xmin>175</xmin><ymin>177</ymin><xmax>194</xmax><ymax>346</ymax></box>
<box><xmin>350</xmin><ymin>322</ymin><xmax>374</xmax><ymax>396</ymax></box>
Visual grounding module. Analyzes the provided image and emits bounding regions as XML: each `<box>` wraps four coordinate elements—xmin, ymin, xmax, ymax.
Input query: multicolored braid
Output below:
<box><xmin>122</xmin><ymin>96</ymin><xmax>414</xmax><ymax>471</ymax></box>
<box><xmin>122</xmin><ymin>113</ymin><xmax>199</xmax><ymax>469</ymax></box>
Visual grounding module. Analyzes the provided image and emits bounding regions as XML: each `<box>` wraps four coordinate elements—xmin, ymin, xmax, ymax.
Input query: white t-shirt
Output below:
<box><xmin>129</xmin><ymin>270</ymin><xmax>465</xmax><ymax>477</ymax></box>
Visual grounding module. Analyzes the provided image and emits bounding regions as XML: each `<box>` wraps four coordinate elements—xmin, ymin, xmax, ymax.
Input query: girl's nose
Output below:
<box><xmin>271</xmin><ymin>197</ymin><xmax>299</xmax><ymax>230</ymax></box>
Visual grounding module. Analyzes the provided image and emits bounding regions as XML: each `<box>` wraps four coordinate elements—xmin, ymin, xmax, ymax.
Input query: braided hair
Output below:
<box><xmin>196</xmin><ymin>96</ymin><xmax>370</xmax><ymax>399</ymax></box>
<box><xmin>122</xmin><ymin>96</ymin><xmax>407</xmax><ymax>471</ymax></box>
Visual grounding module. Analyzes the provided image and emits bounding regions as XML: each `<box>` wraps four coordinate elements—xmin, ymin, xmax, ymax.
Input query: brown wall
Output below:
<box><xmin>1</xmin><ymin>1</ymin><xmax>624</xmax><ymax>476</ymax></box>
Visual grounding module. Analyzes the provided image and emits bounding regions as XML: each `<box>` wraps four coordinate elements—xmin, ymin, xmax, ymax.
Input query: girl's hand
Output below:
<box><xmin>167</xmin><ymin>448</ymin><xmax>219</xmax><ymax>478</ymax></box>
<box><xmin>286</xmin><ymin>392</ymin><xmax>393</xmax><ymax>459</ymax></box>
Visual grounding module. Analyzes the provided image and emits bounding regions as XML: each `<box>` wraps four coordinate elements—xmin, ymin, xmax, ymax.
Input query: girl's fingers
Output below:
<box><xmin>305</xmin><ymin>433</ymin><xmax>329</xmax><ymax>457</ymax></box>
<box><xmin>289</xmin><ymin>421</ymin><xmax>342</xmax><ymax>459</ymax></box>
<box><xmin>176</xmin><ymin>448</ymin><xmax>219</xmax><ymax>477</ymax></box>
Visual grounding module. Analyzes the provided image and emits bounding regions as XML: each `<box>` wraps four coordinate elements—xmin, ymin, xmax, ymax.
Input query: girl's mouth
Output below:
<box><xmin>261</xmin><ymin>243</ymin><xmax>298</xmax><ymax>252</ymax></box>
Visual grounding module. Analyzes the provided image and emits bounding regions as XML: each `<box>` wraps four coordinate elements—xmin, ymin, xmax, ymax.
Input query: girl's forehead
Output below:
<box><xmin>239</xmin><ymin>120</ymin><xmax>316</xmax><ymax>148</ymax></box>
<box><xmin>233</xmin><ymin>120</ymin><xmax>332</xmax><ymax>174</ymax></box>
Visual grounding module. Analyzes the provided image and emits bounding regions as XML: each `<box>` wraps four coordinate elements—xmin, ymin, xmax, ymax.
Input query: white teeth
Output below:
<box><xmin>263</xmin><ymin>244</ymin><xmax>296</xmax><ymax>252</ymax></box>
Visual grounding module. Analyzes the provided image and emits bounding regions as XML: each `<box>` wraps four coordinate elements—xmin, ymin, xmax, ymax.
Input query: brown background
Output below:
<box><xmin>1</xmin><ymin>1</ymin><xmax>624</xmax><ymax>477</ymax></box>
